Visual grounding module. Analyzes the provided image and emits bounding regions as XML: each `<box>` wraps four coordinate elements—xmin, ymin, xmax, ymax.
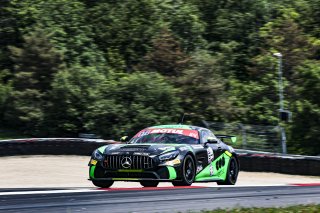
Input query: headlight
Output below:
<box><xmin>92</xmin><ymin>149</ymin><xmax>104</xmax><ymax>161</ymax></box>
<box><xmin>159</xmin><ymin>151</ymin><xmax>179</xmax><ymax>161</ymax></box>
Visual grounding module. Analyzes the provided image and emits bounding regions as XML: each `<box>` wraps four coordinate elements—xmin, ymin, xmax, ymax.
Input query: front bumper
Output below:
<box><xmin>89</xmin><ymin>178</ymin><xmax>180</xmax><ymax>182</ymax></box>
<box><xmin>89</xmin><ymin>166</ymin><xmax>179</xmax><ymax>181</ymax></box>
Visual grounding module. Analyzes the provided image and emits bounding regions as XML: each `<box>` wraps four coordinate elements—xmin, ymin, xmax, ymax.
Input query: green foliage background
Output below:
<box><xmin>0</xmin><ymin>0</ymin><xmax>319</xmax><ymax>155</ymax></box>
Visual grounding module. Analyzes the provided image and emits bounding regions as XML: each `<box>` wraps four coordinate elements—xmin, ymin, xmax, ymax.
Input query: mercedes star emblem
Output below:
<box><xmin>121</xmin><ymin>156</ymin><xmax>132</xmax><ymax>169</ymax></box>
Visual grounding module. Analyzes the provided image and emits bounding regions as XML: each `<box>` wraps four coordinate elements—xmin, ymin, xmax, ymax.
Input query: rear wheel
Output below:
<box><xmin>217</xmin><ymin>157</ymin><xmax>239</xmax><ymax>185</ymax></box>
<box><xmin>140</xmin><ymin>181</ymin><xmax>159</xmax><ymax>187</ymax></box>
<box><xmin>172</xmin><ymin>155</ymin><xmax>195</xmax><ymax>186</ymax></box>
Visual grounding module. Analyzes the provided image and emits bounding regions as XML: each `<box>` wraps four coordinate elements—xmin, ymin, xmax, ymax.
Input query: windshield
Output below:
<box><xmin>129</xmin><ymin>128</ymin><xmax>199</xmax><ymax>144</ymax></box>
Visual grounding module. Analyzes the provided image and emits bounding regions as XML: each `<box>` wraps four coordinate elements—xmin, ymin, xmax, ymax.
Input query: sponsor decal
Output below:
<box><xmin>110</xmin><ymin>152</ymin><xmax>120</xmax><ymax>155</ymax></box>
<box><xmin>196</xmin><ymin>165</ymin><xmax>203</xmax><ymax>173</ymax></box>
<box><xmin>225</xmin><ymin>151</ymin><xmax>232</xmax><ymax>157</ymax></box>
<box><xmin>179</xmin><ymin>147</ymin><xmax>189</xmax><ymax>151</ymax></box>
<box><xmin>135</xmin><ymin>130</ymin><xmax>151</xmax><ymax>138</ymax></box>
<box><xmin>209</xmin><ymin>164</ymin><xmax>214</xmax><ymax>176</ymax></box>
<box><xmin>191</xmin><ymin>145</ymin><xmax>203</xmax><ymax>149</ymax></box>
<box><xmin>133</xmin><ymin>152</ymin><xmax>149</xmax><ymax>156</ymax></box>
<box><xmin>207</xmin><ymin>147</ymin><xmax>214</xmax><ymax>163</ymax></box>
<box><xmin>90</xmin><ymin>159</ymin><xmax>97</xmax><ymax>165</ymax></box>
<box><xmin>133</xmin><ymin>128</ymin><xmax>199</xmax><ymax>139</ymax></box>
<box><xmin>150</xmin><ymin>129</ymin><xmax>184</xmax><ymax>134</ymax></box>
<box><xmin>112</xmin><ymin>178</ymin><xmax>139</xmax><ymax>181</ymax></box>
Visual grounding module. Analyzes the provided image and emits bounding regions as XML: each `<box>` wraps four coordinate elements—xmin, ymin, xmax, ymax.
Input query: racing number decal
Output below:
<box><xmin>207</xmin><ymin>147</ymin><xmax>214</xmax><ymax>176</ymax></box>
<box><xmin>207</xmin><ymin>147</ymin><xmax>214</xmax><ymax>162</ymax></box>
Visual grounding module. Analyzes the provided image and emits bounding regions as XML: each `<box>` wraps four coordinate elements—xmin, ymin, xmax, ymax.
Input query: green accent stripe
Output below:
<box><xmin>195</xmin><ymin>153</ymin><xmax>230</xmax><ymax>181</ymax></box>
<box><xmin>98</xmin><ymin>145</ymin><xmax>108</xmax><ymax>153</ymax></box>
<box><xmin>195</xmin><ymin>177</ymin><xmax>223</xmax><ymax>182</ymax></box>
<box><xmin>167</xmin><ymin>166</ymin><xmax>177</xmax><ymax>179</ymax></box>
<box><xmin>112</xmin><ymin>178</ymin><xmax>139</xmax><ymax>181</ymax></box>
<box><xmin>118</xmin><ymin>169</ymin><xmax>144</xmax><ymax>172</ymax></box>
<box><xmin>89</xmin><ymin>166</ymin><xmax>96</xmax><ymax>179</ymax></box>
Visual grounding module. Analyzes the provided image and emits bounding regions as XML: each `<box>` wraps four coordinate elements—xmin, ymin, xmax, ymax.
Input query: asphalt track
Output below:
<box><xmin>1</xmin><ymin>185</ymin><xmax>320</xmax><ymax>213</ymax></box>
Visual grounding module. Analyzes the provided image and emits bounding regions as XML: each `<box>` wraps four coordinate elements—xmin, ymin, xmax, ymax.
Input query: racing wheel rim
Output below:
<box><xmin>184</xmin><ymin>157</ymin><xmax>195</xmax><ymax>183</ymax></box>
<box><xmin>229</xmin><ymin>158</ymin><xmax>238</xmax><ymax>184</ymax></box>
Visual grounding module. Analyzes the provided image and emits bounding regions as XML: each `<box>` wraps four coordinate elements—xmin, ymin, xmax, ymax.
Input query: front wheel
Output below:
<box><xmin>90</xmin><ymin>165</ymin><xmax>114</xmax><ymax>188</ymax></box>
<box><xmin>217</xmin><ymin>157</ymin><xmax>239</xmax><ymax>185</ymax></box>
<box><xmin>140</xmin><ymin>181</ymin><xmax>159</xmax><ymax>187</ymax></box>
<box><xmin>92</xmin><ymin>180</ymin><xmax>114</xmax><ymax>188</ymax></box>
<box><xmin>172</xmin><ymin>155</ymin><xmax>195</xmax><ymax>186</ymax></box>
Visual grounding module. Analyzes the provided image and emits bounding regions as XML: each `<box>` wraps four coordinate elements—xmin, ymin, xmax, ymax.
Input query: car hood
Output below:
<box><xmin>102</xmin><ymin>144</ymin><xmax>189</xmax><ymax>156</ymax></box>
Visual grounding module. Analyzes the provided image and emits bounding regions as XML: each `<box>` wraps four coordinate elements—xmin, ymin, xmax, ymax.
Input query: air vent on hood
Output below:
<box><xmin>119</xmin><ymin>145</ymin><xmax>150</xmax><ymax>152</ymax></box>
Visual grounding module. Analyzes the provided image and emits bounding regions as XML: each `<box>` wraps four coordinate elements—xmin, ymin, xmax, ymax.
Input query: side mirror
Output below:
<box><xmin>120</xmin><ymin>136</ymin><xmax>129</xmax><ymax>143</ymax></box>
<box><xmin>205</xmin><ymin>137</ymin><xmax>218</xmax><ymax>146</ymax></box>
<box><xmin>230</xmin><ymin>136</ymin><xmax>237</xmax><ymax>143</ymax></box>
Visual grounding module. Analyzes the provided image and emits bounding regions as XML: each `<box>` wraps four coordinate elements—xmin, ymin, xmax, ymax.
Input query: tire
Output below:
<box><xmin>140</xmin><ymin>181</ymin><xmax>159</xmax><ymax>187</ymax></box>
<box><xmin>172</xmin><ymin>155</ymin><xmax>195</xmax><ymax>186</ymax></box>
<box><xmin>217</xmin><ymin>157</ymin><xmax>239</xmax><ymax>185</ymax></box>
<box><xmin>92</xmin><ymin>180</ymin><xmax>114</xmax><ymax>188</ymax></box>
<box><xmin>90</xmin><ymin>165</ymin><xmax>114</xmax><ymax>188</ymax></box>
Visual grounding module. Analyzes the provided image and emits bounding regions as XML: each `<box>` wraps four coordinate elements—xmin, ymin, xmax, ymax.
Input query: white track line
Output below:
<box><xmin>0</xmin><ymin>184</ymin><xmax>290</xmax><ymax>196</ymax></box>
<box><xmin>0</xmin><ymin>189</ymin><xmax>98</xmax><ymax>196</ymax></box>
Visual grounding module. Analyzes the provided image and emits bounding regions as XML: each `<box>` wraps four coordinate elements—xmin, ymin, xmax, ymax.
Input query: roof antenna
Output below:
<box><xmin>178</xmin><ymin>113</ymin><xmax>186</xmax><ymax>124</ymax></box>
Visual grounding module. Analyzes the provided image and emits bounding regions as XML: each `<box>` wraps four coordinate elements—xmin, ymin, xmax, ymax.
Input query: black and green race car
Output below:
<box><xmin>88</xmin><ymin>124</ymin><xmax>239</xmax><ymax>187</ymax></box>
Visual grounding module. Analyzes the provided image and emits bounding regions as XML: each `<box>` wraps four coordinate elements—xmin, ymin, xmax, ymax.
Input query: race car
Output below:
<box><xmin>88</xmin><ymin>124</ymin><xmax>239</xmax><ymax>187</ymax></box>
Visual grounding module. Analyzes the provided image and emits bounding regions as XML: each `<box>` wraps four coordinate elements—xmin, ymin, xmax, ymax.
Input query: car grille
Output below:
<box><xmin>104</xmin><ymin>155</ymin><xmax>155</xmax><ymax>170</ymax></box>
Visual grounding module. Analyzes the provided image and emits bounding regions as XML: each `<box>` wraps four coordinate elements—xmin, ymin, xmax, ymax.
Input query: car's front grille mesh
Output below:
<box><xmin>104</xmin><ymin>155</ymin><xmax>155</xmax><ymax>170</ymax></box>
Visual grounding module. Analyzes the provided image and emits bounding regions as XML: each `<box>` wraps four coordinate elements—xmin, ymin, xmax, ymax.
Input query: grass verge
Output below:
<box><xmin>197</xmin><ymin>204</ymin><xmax>320</xmax><ymax>213</ymax></box>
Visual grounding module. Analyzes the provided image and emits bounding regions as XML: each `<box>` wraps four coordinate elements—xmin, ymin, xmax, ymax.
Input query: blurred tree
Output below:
<box><xmin>289</xmin><ymin>61</ymin><xmax>320</xmax><ymax>155</ymax></box>
<box><xmin>88</xmin><ymin>0</ymin><xmax>163</xmax><ymax>71</ymax></box>
<box><xmin>0</xmin><ymin>0</ymin><xmax>24</xmax><ymax>71</ymax></box>
<box><xmin>32</xmin><ymin>0</ymin><xmax>106</xmax><ymax>67</ymax></box>
<box><xmin>5</xmin><ymin>29</ymin><xmax>64</xmax><ymax>134</ymax></box>
<box><xmin>230</xmin><ymin>55</ymin><xmax>279</xmax><ymax>125</ymax></box>
<box><xmin>157</xmin><ymin>0</ymin><xmax>206</xmax><ymax>52</ymax></box>
<box><xmin>235</xmin><ymin>8</ymin><xmax>320</xmax><ymax>154</ymax></box>
<box><xmin>177</xmin><ymin>51</ymin><xmax>237</xmax><ymax>122</ymax></box>
<box><xmin>0</xmin><ymin>70</ymin><xmax>12</xmax><ymax>124</ymax></box>
<box><xmin>259</xmin><ymin>8</ymin><xmax>318</xmax><ymax>77</ymax></box>
<box><xmin>189</xmin><ymin>0</ymin><xmax>274</xmax><ymax>79</ymax></box>
<box><xmin>46</xmin><ymin>65</ymin><xmax>107</xmax><ymax>136</ymax></box>
<box><xmin>85</xmin><ymin>72</ymin><xmax>181</xmax><ymax>138</ymax></box>
<box><xmin>0</xmin><ymin>0</ymin><xmax>319</xmax><ymax>155</ymax></box>
<box><xmin>4</xmin><ymin>0</ymin><xmax>105</xmax><ymax>68</ymax></box>
<box><xmin>88</xmin><ymin>0</ymin><xmax>205</xmax><ymax>71</ymax></box>
<box><xmin>138</xmin><ymin>29</ymin><xmax>189</xmax><ymax>77</ymax></box>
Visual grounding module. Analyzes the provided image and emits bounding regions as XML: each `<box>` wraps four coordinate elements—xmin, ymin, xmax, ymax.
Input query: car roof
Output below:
<box><xmin>149</xmin><ymin>124</ymin><xmax>208</xmax><ymax>132</ymax></box>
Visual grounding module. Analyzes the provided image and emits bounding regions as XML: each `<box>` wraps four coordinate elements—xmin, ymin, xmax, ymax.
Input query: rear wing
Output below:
<box><xmin>216</xmin><ymin>135</ymin><xmax>237</xmax><ymax>143</ymax></box>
